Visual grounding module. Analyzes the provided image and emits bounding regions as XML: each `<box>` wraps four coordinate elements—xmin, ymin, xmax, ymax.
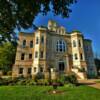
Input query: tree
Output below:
<box><xmin>0</xmin><ymin>0</ymin><xmax>77</xmax><ymax>43</ymax></box>
<box><xmin>0</xmin><ymin>42</ymin><xmax>16</xmax><ymax>73</ymax></box>
<box><xmin>95</xmin><ymin>58</ymin><xmax>100</xmax><ymax>76</ymax></box>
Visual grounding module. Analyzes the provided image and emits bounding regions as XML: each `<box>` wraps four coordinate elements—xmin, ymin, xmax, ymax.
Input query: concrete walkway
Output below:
<box><xmin>78</xmin><ymin>79</ymin><xmax>100</xmax><ymax>89</ymax></box>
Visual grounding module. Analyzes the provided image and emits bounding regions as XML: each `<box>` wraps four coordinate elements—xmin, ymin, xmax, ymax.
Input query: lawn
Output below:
<box><xmin>0</xmin><ymin>85</ymin><xmax>100</xmax><ymax>100</ymax></box>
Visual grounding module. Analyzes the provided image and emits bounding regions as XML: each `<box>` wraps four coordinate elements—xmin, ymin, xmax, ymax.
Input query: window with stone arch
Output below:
<box><xmin>56</xmin><ymin>40</ymin><xmax>66</xmax><ymax>52</ymax></box>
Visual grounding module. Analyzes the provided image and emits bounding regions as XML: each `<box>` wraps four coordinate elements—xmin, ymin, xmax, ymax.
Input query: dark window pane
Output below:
<box><xmin>75</xmin><ymin>53</ymin><xmax>78</xmax><ymax>60</ymax></box>
<box><xmin>28</xmin><ymin>68</ymin><xmax>31</xmax><ymax>74</ymax></box>
<box><xmin>41</xmin><ymin>36</ymin><xmax>44</xmax><ymax>44</ymax></box>
<box><xmin>22</xmin><ymin>40</ymin><xmax>26</xmax><ymax>48</ymax></box>
<box><xmin>59</xmin><ymin>40</ymin><xmax>62</xmax><ymax>44</ymax></box>
<box><xmin>80</xmin><ymin>53</ymin><xmax>83</xmax><ymax>60</ymax></box>
<box><xmin>40</xmin><ymin>51</ymin><xmax>43</xmax><ymax>58</ymax></box>
<box><xmin>79</xmin><ymin>40</ymin><xmax>81</xmax><ymax>47</ymax></box>
<box><xmin>34</xmin><ymin>67</ymin><xmax>36</xmax><ymax>72</ymax></box>
<box><xmin>35</xmin><ymin>52</ymin><xmax>38</xmax><ymax>58</ymax></box>
<box><xmin>40</xmin><ymin>67</ymin><xmax>43</xmax><ymax>72</ymax></box>
<box><xmin>21</xmin><ymin>53</ymin><xmax>25</xmax><ymax>60</ymax></box>
<box><xmin>59</xmin><ymin>62</ymin><xmax>65</xmax><ymax>71</ymax></box>
<box><xmin>19</xmin><ymin>68</ymin><xmax>23</xmax><ymax>74</ymax></box>
<box><xmin>30</xmin><ymin>41</ymin><xmax>33</xmax><ymax>48</ymax></box>
<box><xmin>36</xmin><ymin>37</ymin><xmax>39</xmax><ymax>44</ymax></box>
<box><xmin>29</xmin><ymin>54</ymin><xmax>32</xmax><ymax>59</ymax></box>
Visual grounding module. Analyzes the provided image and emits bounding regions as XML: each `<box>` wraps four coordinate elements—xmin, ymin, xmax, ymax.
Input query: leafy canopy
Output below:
<box><xmin>0</xmin><ymin>0</ymin><xmax>77</xmax><ymax>43</ymax></box>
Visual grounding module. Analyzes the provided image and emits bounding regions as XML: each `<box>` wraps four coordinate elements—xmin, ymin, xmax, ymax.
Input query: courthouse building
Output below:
<box><xmin>12</xmin><ymin>20</ymin><xmax>97</xmax><ymax>79</ymax></box>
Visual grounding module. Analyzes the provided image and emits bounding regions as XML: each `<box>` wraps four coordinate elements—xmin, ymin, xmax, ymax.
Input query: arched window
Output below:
<box><xmin>22</xmin><ymin>40</ymin><xmax>26</xmax><ymax>48</ymax></box>
<box><xmin>56</xmin><ymin>40</ymin><xmax>66</xmax><ymax>52</ymax></box>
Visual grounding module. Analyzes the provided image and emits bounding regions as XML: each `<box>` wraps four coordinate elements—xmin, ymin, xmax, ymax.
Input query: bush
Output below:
<box><xmin>34</xmin><ymin>72</ymin><xmax>44</xmax><ymax>81</ymax></box>
<box><xmin>0</xmin><ymin>77</ymin><xmax>13</xmax><ymax>86</ymax></box>
<box><xmin>65</xmin><ymin>83</ymin><xmax>76</xmax><ymax>88</ymax></box>
<box><xmin>43</xmin><ymin>79</ymin><xmax>50</xmax><ymax>86</ymax></box>
<box><xmin>55</xmin><ymin>74</ymin><xmax>77</xmax><ymax>85</ymax></box>
<box><xmin>58</xmin><ymin>75</ymin><xmax>65</xmax><ymax>84</ymax></box>
<box><xmin>64</xmin><ymin>74</ymin><xmax>78</xmax><ymax>84</ymax></box>
<box><xmin>0</xmin><ymin>77</ymin><xmax>4</xmax><ymax>85</ymax></box>
<box><xmin>26</xmin><ymin>80</ymin><xmax>36</xmax><ymax>85</ymax></box>
<box><xmin>12</xmin><ymin>77</ymin><xmax>38</xmax><ymax>86</ymax></box>
<box><xmin>16</xmin><ymin>79</ymin><xmax>26</xmax><ymax>85</ymax></box>
<box><xmin>36</xmin><ymin>79</ymin><xmax>49</xmax><ymax>86</ymax></box>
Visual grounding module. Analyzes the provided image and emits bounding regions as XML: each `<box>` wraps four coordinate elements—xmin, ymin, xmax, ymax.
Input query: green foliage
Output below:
<box><xmin>56</xmin><ymin>74</ymin><xmax>78</xmax><ymax>85</ymax></box>
<box><xmin>0</xmin><ymin>0</ymin><xmax>77</xmax><ymax>43</ymax></box>
<box><xmin>58</xmin><ymin>74</ymin><xmax>65</xmax><ymax>83</ymax></box>
<box><xmin>0</xmin><ymin>77</ymin><xmax>13</xmax><ymax>86</ymax></box>
<box><xmin>65</xmin><ymin>83</ymin><xmax>76</xmax><ymax>88</ymax></box>
<box><xmin>0</xmin><ymin>77</ymin><xmax>34</xmax><ymax>86</ymax></box>
<box><xmin>36</xmin><ymin>79</ymin><xmax>49</xmax><ymax>86</ymax></box>
<box><xmin>0</xmin><ymin>42</ymin><xmax>16</xmax><ymax>73</ymax></box>
<box><xmin>95</xmin><ymin>58</ymin><xmax>100</xmax><ymax>75</ymax></box>
<box><xmin>64</xmin><ymin>74</ymin><xmax>78</xmax><ymax>84</ymax></box>
<box><xmin>72</xmin><ymin>30</ymin><xmax>81</xmax><ymax>33</ymax></box>
<box><xmin>34</xmin><ymin>72</ymin><xmax>45</xmax><ymax>81</ymax></box>
<box><xmin>0</xmin><ymin>73</ymin><xmax>77</xmax><ymax>86</ymax></box>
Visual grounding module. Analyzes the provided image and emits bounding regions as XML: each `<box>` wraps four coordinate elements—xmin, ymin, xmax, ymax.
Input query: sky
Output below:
<box><xmin>18</xmin><ymin>0</ymin><xmax>100</xmax><ymax>57</ymax></box>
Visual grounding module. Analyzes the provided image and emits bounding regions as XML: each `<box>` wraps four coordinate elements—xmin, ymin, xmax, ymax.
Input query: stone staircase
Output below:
<box><xmin>71</xmin><ymin>68</ymin><xmax>87</xmax><ymax>80</ymax></box>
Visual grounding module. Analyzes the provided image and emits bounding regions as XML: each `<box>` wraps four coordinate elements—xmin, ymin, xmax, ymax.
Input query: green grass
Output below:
<box><xmin>0</xmin><ymin>85</ymin><xmax>100</xmax><ymax>100</ymax></box>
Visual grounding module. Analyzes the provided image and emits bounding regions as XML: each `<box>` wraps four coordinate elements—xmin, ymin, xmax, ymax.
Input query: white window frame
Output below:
<box><xmin>56</xmin><ymin>40</ymin><xmax>66</xmax><ymax>52</ymax></box>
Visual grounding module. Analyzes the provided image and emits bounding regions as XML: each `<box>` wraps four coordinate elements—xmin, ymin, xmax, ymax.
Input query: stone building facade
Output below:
<box><xmin>12</xmin><ymin>20</ymin><xmax>97</xmax><ymax>79</ymax></box>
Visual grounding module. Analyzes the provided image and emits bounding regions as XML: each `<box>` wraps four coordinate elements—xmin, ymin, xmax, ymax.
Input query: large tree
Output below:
<box><xmin>95</xmin><ymin>58</ymin><xmax>100</xmax><ymax>76</ymax></box>
<box><xmin>0</xmin><ymin>0</ymin><xmax>77</xmax><ymax>43</ymax></box>
<box><xmin>0</xmin><ymin>42</ymin><xmax>16</xmax><ymax>73</ymax></box>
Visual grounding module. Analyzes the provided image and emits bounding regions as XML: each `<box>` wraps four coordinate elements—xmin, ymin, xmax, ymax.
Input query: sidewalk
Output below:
<box><xmin>78</xmin><ymin>79</ymin><xmax>100</xmax><ymax>89</ymax></box>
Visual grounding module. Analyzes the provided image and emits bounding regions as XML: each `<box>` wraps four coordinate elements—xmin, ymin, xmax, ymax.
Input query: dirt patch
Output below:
<box><xmin>48</xmin><ymin>90</ymin><xmax>65</xmax><ymax>94</ymax></box>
